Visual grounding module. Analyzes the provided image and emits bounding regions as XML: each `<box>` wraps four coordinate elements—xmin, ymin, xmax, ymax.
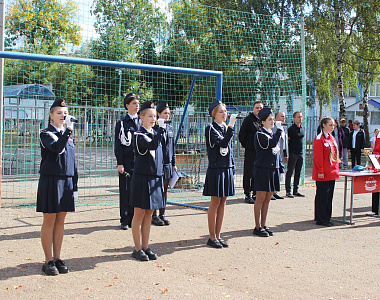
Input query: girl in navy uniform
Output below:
<box><xmin>114</xmin><ymin>93</ymin><xmax>140</xmax><ymax>230</ymax></box>
<box><xmin>37</xmin><ymin>98</ymin><xmax>78</xmax><ymax>275</ymax></box>
<box><xmin>253</xmin><ymin>108</ymin><xmax>284</xmax><ymax>237</ymax></box>
<box><xmin>130</xmin><ymin>101</ymin><xmax>165</xmax><ymax>261</ymax></box>
<box><xmin>203</xmin><ymin>100</ymin><xmax>237</xmax><ymax>248</ymax></box>
<box><xmin>151</xmin><ymin>102</ymin><xmax>177</xmax><ymax>226</ymax></box>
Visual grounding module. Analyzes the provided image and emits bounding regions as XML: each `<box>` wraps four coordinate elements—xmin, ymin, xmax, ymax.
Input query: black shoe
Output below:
<box><xmin>55</xmin><ymin>259</ymin><xmax>69</xmax><ymax>274</ymax></box>
<box><xmin>316</xmin><ymin>221</ymin><xmax>333</xmax><ymax>227</ymax></box>
<box><xmin>271</xmin><ymin>196</ymin><xmax>277</xmax><ymax>200</ymax></box>
<box><xmin>120</xmin><ymin>223</ymin><xmax>129</xmax><ymax>230</ymax></box>
<box><xmin>263</xmin><ymin>226</ymin><xmax>274</xmax><ymax>236</ymax></box>
<box><xmin>132</xmin><ymin>249</ymin><xmax>149</xmax><ymax>261</ymax></box>
<box><xmin>159</xmin><ymin>215</ymin><xmax>170</xmax><ymax>226</ymax></box>
<box><xmin>207</xmin><ymin>238</ymin><xmax>223</xmax><ymax>248</ymax></box>
<box><xmin>152</xmin><ymin>216</ymin><xmax>165</xmax><ymax>226</ymax></box>
<box><xmin>273</xmin><ymin>193</ymin><xmax>284</xmax><ymax>199</ymax></box>
<box><xmin>245</xmin><ymin>195</ymin><xmax>255</xmax><ymax>204</ymax></box>
<box><xmin>286</xmin><ymin>192</ymin><xmax>294</xmax><ymax>198</ymax></box>
<box><xmin>42</xmin><ymin>260</ymin><xmax>59</xmax><ymax>276</ymax></box>
<box><xmin>218</xmin><ymin>238</ymin><xmax>229</xmax><ymax>248</ymax></box>
<box><xmin>293</xmin><ymin>192</ymin><xmax>305</xmax><ymax>197</ymax></box>
<box><xmin>143</xmin><ymin>248</ymin><xmax>158</xmax><ymax>260</ymax></box>
<box><xmin>253</xmin><ymin>227</ymin><xmax>270</xmax><ymax>237</ymax></box>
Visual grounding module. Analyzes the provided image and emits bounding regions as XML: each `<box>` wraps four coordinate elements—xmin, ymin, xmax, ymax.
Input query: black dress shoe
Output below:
<box><xmin>273</xmin><ymin>193</ymin><xmax>284</xmax><ymax>199</ymax></box>
<box><xmin>159</xmin><ymin>215</ymin><xmax>170</xmax><ymax>225</ymax></box>
<box><xmin>286</xmin><ymin>192</ymin><xmax>294</xmax><ymax>198</ymax></box>
<box><xmin>55</xmin><ymin>259</ymin><xmax>69</xmax><ymax>274</ymax></box>
<box><xmin>120</xmin><ymin>223</ymin><xmax>129</xmax><ymax>230</ymax></box>
<box><xmin>151</xmin><ymin>216</ymin><xmax>165</xmax><ymax>226</ymax></box>
<box><xmin>253</xmin><ymin>227</ymin><xmax>269</xmax><ymax>237</ymax></box>
<box><xmin>293</xmin><ymin>192</ymin><xmax>305</xmax><ymax>197</ymax></box>
<box><xmin>207</xmin><ymin>238</ymin><xmax>223</xmax><ymax>248</ymax></box>
<box><xmin>245</xmin><ymin>195</ymin><xmax>255</xmax><ymax>204</ymax></box>
<box><xmin>42</xmin><ymin>260</ymin><xmax>59</xmax><ymax>276</ymax></box>
<box><xmin>143</xmin><ymin>248</ymin><xmax>158</xmax><ymax>260</ymax></box>
<box><xmin>263</xmin><ymin>226</ymin><xmax>274</xmax><ymax>236</ymax></box>
<box><xmin>218</xmin><ymin>238</ymin><xmax>229</xmax><ymax>248</ymax></box>
<box><xmin>271</xmin><ymin>196</ymin><xmax>277</xmax><ymax>200</ymax></box>
<box><xmin>132</xmin><ymin>249</ymin><xmax>149</xmax><ymax>261</ymax></box>
<box><xmin>316</xmin><ymin>221</ymin><xmax>333</xmax><ymax>227</ymax></box>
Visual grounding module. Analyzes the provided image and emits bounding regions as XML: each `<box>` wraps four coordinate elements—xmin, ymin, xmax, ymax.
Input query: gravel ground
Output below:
<box><xmin>1</xmin><ymin>170</ymin><xmax>379</xmax><ymax>299</ymax></box>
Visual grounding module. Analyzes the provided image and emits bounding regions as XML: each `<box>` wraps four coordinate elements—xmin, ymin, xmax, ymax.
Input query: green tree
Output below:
<box><xmin>346</xmin><ymin>0</ymin><xmax>380</xmax><ymax>146</ymax></box>
<box><xmin>5</xmin><ymin>0</ymin><xmax>82</xmax><ymax>54</ymax></box>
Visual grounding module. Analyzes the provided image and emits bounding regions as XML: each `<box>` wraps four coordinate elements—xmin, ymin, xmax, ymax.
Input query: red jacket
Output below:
<box><xmin>373</xmin><ymin>134</ymin><xmax>380</xmax><ymax>155</ymax></box>
<box><xmin>312</xmin><ymin>131</ymin><xmax>340</xmax><ymax>181</ymax></box>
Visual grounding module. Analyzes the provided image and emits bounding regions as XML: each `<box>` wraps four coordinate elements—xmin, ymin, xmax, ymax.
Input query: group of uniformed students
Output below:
<box><xmin>38</xmin><ymin>96</ymin><xmax>337</xmax><ymax>273</ymax></box>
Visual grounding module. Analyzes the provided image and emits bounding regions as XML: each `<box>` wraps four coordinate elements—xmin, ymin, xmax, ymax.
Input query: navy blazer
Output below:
<box><xmin>205</xmin><ymin>121</ymin><xmax>235</xmax><ymax>169</ymax></box>
<box><xmin>133</xmin><ymin>126</ymin><xmax>165</xmax><ymax>176</ymax></box>
<box><xmin>154</xmin><ymin>123</ymin><xmax>176</xmax><ymax>167</ymax></box>
<box><xmin>254</xmin><ymin>127</ymin><xmax>284</xmax><ymax>172</ymax></box>
<box><xmin>39</xmin><ymin>124</ymin><xmax>78</xmax><ymax>190</ymax></box>
<box><xmin>114</xmin><ymin>114</ymin><xmax>139</xmax><ymax>171</ymax></box>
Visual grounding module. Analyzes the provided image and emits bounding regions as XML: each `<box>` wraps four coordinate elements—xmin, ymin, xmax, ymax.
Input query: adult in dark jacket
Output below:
<box><xmin>238</xmin><ymin>101</ymin><xmax>263</xmax><ymax>204</ymax></box>
<box><xmin>114</xmin><ymin>93</ymin><xmax>140</xmax><ymax>230</ymax></box>
<box><xmin>339</xmin><ymin>118</ymin><xmax>350</xmax><ymax>170</ymax></box>
<box><xmin>348</xmin><ymin>120</ymin><xmax>365</xmax><ymax>167</ymax></box>
<box><xmin>285</xmin><ymin>111</ymin><xmax>305</xmax><ymax>198</ymax></box>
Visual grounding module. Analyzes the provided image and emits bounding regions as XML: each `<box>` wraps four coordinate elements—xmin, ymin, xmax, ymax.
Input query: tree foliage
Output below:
<box><xmin>5</xmin><ymin>0</ymin><xmax>82</xmax><ymax>54</ymax></box>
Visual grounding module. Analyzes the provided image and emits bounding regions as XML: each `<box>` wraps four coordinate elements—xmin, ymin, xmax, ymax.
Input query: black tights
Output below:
<box><xmin>153</xmin><ymin>178</ymin><xmax>170</xmax><ymax>217</ymax></box>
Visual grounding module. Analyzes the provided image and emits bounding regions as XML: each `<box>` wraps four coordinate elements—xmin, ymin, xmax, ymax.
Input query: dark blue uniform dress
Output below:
<box><xmin>130</xmin><ymin>126</ymin><xmax>165</xmax><ymax>209</ymax></box>
<box><xmin>253</xmin><ymin>127</ymin><xmax>284</xmax><ymax>192</ymax></box>
<box><xmin>114</xmin><ymin>115</ymin><xmax>139</xmax><ymax>225</ymax></box>
<box><xmin>203</xmin><ymin>121</ymin><xmax>235</xmax><ymax>197</ymax></box>
<box><xmin>37</xmin><ymin>125</ymin><xmax>78</xmax><ymax>213</ymax></box>
<box><xmin>153</xmin><ymin>123</ymin><xmax>176</xmax><ymax>179</ymax></box>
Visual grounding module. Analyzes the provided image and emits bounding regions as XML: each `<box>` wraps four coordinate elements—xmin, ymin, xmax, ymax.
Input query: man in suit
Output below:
<box><xmin>349</xmin><ymin>120</ymin><xmax>365</xmax><ymax>167</ymax></box>
<box><xmin>273</xmin><ymin>111</ymin><xmax>289</xmax><ymax>199</ymax></box>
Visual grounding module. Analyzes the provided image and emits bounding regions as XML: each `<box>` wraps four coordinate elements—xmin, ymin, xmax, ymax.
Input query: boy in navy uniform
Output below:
<box><xmin>114</xmin><ymin>93</ymin><xmax>140</xmax><ymax>230</ymax></box>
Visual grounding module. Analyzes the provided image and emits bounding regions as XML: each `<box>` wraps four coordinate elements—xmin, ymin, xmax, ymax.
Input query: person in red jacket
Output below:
<box><xmin>371</xmin><ymin>132</ymin><xmax>380</xmax><ymax>214</ymax></box>
<box><xmin>313</xmin><ymin>117</ymin><xmax>340</xmax><ymax>226</ymax></box>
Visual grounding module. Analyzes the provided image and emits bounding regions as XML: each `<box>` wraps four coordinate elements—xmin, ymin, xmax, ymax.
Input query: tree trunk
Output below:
<box><xmin>334</xmin><ymin>0</ymin><xmax>346</xmax><ymax>118</ymax></box>
<box><xmin>362</xmin><ymin>85</ymin><xmax>370</xmax><ymax>148</ymax></box>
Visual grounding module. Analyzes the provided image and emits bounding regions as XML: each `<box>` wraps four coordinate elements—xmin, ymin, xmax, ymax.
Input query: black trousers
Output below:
<box><xmin>243</xmin><ymin>148</ymin><xmax>256</xmax><ymax>195</ymax></box>
<box><xmin>372</xmin><ymin>192</ymin><xmax>380</xmax><ymax>214</ymax></box>
<box><xmin>314</xmin><ymin>180</ymin><xmax>335</xmax><ymax>223</ymax></box>
<box><xmin>119</xmin><ymin>172</ymin><xmax>134</xmax><ymax>225</ymax></box>
<box><xmin>351</xmin><ymin>148</ymin><xmax>361</xmax><ymax>167</ymax></box>
<box><xmin>285</xmin><ymin>153</ymin><xmax>303</xmax><ymax>194</ymax></box>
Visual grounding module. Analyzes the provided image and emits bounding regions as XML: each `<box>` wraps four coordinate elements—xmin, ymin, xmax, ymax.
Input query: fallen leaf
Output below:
<box><xmin>25</xmin><ymin>258</ymin><xmax>31</xmax><ymax>260</ymax></box>
<box><xmin>8</xmin><ymin>250</ymin><xmax>13</xmax><ymax>252</ymax></box>
<box><xmin>275</xmin><ymin>242</ymin><xmax>279</xmax><ymax>245</ymax></box>
<box><xmin>85</xmin><ymin>287</ymin><xmax>90</xmax><ymax>290</ymax></box>
<box><xmin>108</xmin><ymin>282</ymin><xmax>114</xmax><ymax>286</ymax></box>
<box><xmin>114</xmin><ymin>276</ymin><xmax>119</xmax><ymax>279</ymax></box>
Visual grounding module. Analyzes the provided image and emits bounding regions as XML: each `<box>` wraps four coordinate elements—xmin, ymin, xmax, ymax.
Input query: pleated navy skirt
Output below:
<box><xmin>203</xmin><ymin>167</ymin><xmax>235</xmax><ymax>197</ymax></box>
<box><xmin>130</xmin><ymin>174</ymin><xmax>165</xmax><ymax>209</ymax></box>
<box><xmin>252</xmin><ymin>166</ymin><xmax>280</xmax><ymax>192</ymax></box>
<box><xmin>163</xmin><ymin>164</ymin><xmax>173</xmax><ymax>180</ymax></box>
<box><xmin>37</xmin><ymin>175</ymin><xmax>75</xmax><ymax>213</ymax></box>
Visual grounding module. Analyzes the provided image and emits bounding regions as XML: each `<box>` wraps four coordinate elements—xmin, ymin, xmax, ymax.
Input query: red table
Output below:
<box><xmin>335</xmin><ymin>171</ymin><xmax>380</xmax><ymax>225</ymax></box>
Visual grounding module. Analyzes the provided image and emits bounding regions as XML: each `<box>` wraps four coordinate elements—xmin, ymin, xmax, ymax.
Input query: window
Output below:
<box><xmin>371</xmin><ymin>111</ymin><xmax>380</xmax><ymax>125</ymax></box>
<box><xmin>8</xmin><ymin>97</ymin><xmax>19</xmax><ymax>105</ymax></box>
<box><xmin>346</xmin><ymin>111</ymin><xmax>355</xmax><ymax>122</ymax></box>
<box><xmin>376</xmin><ymin>83</ymin><xmax>380</xmax><ymax>96</ymax></box>
<box><xmin>356</xmin><ymin>111</ymin><xmax>364</xmax><ymax>117</ymax></box>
